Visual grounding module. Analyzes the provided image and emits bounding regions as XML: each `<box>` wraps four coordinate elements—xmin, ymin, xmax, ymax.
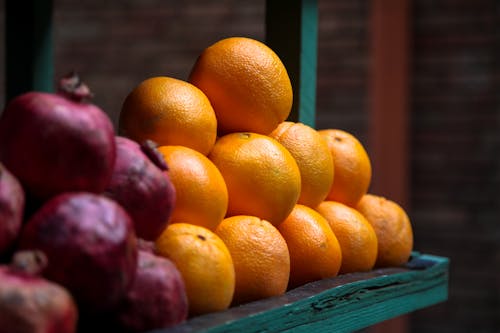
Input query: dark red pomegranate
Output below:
<box><xmin>0</xmin><ymin>163</ymin><xmax>25</xmax><ymax>258</ymax></box>
<box><xmin>18</xmin><ymin>192</ymin><xmax>137</xmax><ymax>312</ymax></box>
<box><xmin>105</xmin><ymin>137</ymin><xmax>176</xmax><ymax>240</ymax></box>
<box><xmin>0</xmin><ymin>250</ymin><xmax>78</xmax><ymax>333</ymax></box>
<box><xmin>0</xmin><ymin>73</ymin><xmax>116</xmax><ymax>200</ymax></box>
<box><xmin>114</xmin><ymin>250</ymin><xmax>188</xmax><ymax>332</ymax></box>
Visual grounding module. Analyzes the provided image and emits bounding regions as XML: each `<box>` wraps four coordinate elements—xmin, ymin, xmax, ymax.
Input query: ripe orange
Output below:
<box><xmin>270</xmin><ymin>122</ymin><xmax>334</xmax><ymax>208</ymax></box>
<box><xmin>277</xmin><ymin>204</ymin><xmax>342</xmax><ymax>289</ymax></box>
<box><xmin>214</xmin><ymin>215</ymin><xmax>290</xmax><ymax>305</ymax></box>
<box><xmin>119</xmin><ymin>76</ymin><xmax>217</xmax><ymax>155</ymax></box>
<box><xmin>318</xmin><ymin>129</ymin><xmax>372</xmax><ymax>207</ymax></box>
<box><xmin>315</xmin><ymin>201</ymin><xmax>378</xmax><ymax>274</ymax></box>
<box><xmin>155</xmin><ymin>223</ymin><xmax>235</xmax><ymax>316</ymax></box>
<box><xmin>189</xmin><ymin>37</ymin><xmax>293</xmax><ymax>135</ymax></box>
<box><xmin>157</xmin><ymin>145</ymin><xmax>228</xmax><ymax>230</ymax></box>
<box><xmin>356</xmin><ymin>194</ymin><xmax>414</xmax><ymax>267</ymax></box>
<box><xmin>208</xmin><ymin>132</ymin><xmax>301</xmax><ymax>226</ymax></box>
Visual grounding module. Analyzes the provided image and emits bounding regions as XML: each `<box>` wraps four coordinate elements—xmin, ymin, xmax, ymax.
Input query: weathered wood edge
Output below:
<box><xmin>149</xmin><ymin>253</ymin><xmax>449</xmax><ymax>333</ymax></box>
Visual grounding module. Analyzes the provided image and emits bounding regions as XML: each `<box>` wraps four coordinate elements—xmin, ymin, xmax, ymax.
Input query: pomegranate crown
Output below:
<box><xmin>141</xmin><ymin>140</ymin><xmax>169</xmax><ymax>171</ymax></box>
<box><xmin>58</xmin><ymin>71</ymin><xmax>94</xmax><ymax>102</ymax></box>
<box><xmin>11</xmin><ymin>250</ymin><xmax>48</xmax><ymax>276</ymax></box>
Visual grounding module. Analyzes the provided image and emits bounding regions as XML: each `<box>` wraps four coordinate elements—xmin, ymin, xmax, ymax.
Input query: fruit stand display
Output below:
<box><xmin>3</xmin><ymin>1</ymin><xmax>449</xmax><ymax>332</ymax></box>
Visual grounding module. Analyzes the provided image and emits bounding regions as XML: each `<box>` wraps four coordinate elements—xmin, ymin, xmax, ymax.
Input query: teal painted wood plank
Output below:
<box><xmin>5</xmin><ymin>0</ymin><xmax>54</xmax><ymax>102</ymax></box>
<box><xmin>150</xmin><ymin>253</ymin><xmax>449</xmax><ymax>333</ymax></box>
<box><xmin>265</xmin><ymin>0</ymin><xmax>318</xmax><ymax>127</ymax></box>
<box><xmin>284</xmin><ymin>258</ymin><xmax>448</xmax><ymax>332</ymax></box>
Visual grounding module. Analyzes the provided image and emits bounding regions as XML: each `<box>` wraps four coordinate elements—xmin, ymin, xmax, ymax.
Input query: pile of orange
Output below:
<box><xmin>118</xmin><ymin>36</ymin><xmax>414</xmax><ymax>317</ymax></box>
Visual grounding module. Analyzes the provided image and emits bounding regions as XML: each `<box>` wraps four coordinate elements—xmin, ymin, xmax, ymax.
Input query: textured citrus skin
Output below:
<box><xmin>208</xmin><ymin>132</ymin><xmax>301</xmax><ymax>226</ymax></box>
<box><xmin>270</xmin><ymin>122</ymin><xmax>334</xmax><ymax>208</ymax></box>
<box><xmin>315</xmin><ymin>201</ymin><xmax>378</xmax><ymax>274</ymax></box>
<box><xmin>356</xmin><ymin>194</ymin><xmax>414</xmax><ymax>267</ymax></box>
<box><xmin>157</xmin><ymin>145</ymin><xmax>228</xmax><ymax>231</ymax></box>
<box><xmin>189</xmin><ymin>37</ymin><xmax>293</xmax><ymax>135</ymax></box>
<box><xmin>277</xmin><ymin>204</ymin><xmax>342</xmax><ymax>289</ymax></box>
<box><xmin>155</xmin><ymin>223</ymin><xmax>235</xmax><ymax>316</ymax></box>
<box><xmin>215</xmin><ymin>215</ymin><xmax>290</xmax><ymax>305</ymax></box>
<box><xmin>119</xmin><ymin>76</ymin><xmax>217</xmax><ymax>155</ymax></box>
<box><xmin>319</xmin><ymin>129</ymin><xmax>372</xmax><ymax>207</ymax></box>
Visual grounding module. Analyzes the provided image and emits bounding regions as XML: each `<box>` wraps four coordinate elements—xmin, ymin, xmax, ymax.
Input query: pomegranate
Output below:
<box><xmin>0</xmin><ymin>73</ymin><xmax>116</xmax><ymax>200</ymax></box>
<box><xmin>0</xmin><ymin>163</ymin><xmax>25</xmax><ymax>259</ymax></box>
<box><xmin>0</xmin><ymin>250</ymin><xmax>78</xmax><ymax>333</ymax></box>
<box><xmin>105</xmin><ymin>137</ymin><xmax>176</xmax><ymax>240</ymax></box>
<box><xmin>18</xmin><ymin>192</ymin><xmax>137</xmax><ymax>312</ymax></box>
<box><xmin>114</xmin><ymin>250</ymin><xmax>188</xmax><ymax>332</ymax></box>
<box><xmin>136</xmin><ymin>238</ymin><xmax>156</xmax><ymax>254</ymax></box>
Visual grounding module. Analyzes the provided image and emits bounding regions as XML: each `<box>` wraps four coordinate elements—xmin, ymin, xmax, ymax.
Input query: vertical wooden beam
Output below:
<box><xmin>265</xmin><ymin>0</ymin><xmax>318</xmax><ymax>127</ymax></box>
<box><xmin>368</xmin><ymin>0</ymin><xmax>411</xmax><ymax>331</ymax></box>
<box><xmin>369</xmin><ymin>0</ymin><xmax>411</xmax><ymax>208</ymax></box>
<box><xmin>5</xmin><ymin>0</ymin><xmax>54</xmax><ymax>102</ymax></box>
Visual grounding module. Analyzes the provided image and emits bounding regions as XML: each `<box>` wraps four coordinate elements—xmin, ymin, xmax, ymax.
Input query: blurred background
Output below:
<box><xmin>1</xmin><ymin>0</ymin><xmax>499</xmax><ymax>332</ymax></box>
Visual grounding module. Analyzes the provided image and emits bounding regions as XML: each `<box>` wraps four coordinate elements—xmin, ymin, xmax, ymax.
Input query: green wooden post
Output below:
<box><xmin>265</xmin><ymin>0</ymin><xmax>318</xmax><ymax>128</ymax></box>
<box><xmin>5</xmin><ymin>0</ymin><xmax>54</xmax><ymax>102</ymax></box>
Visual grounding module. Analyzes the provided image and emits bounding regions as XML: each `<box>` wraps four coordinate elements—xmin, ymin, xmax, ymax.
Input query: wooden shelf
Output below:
<box><xmin>150</xmin><ymin>252</ymin><xmax>448</xmax><ymax>333</ymax></box>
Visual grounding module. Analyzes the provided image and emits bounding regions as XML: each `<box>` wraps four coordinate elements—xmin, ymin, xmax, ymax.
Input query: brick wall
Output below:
<box><xmin>410</xmin><ymin>0</ymin><xmax>500</xmax><ymax>331</ymax></box>
<box><xmin>316</xmin><ymin>0</ymin><xmax>369</xmax><ymax>143</ymax></box>
<box><xmin>1</xmin><ymin>0</ymin><xmax>499</xmax><ymax>332</ymax></box>
<box><xmin>51</xmin><ymin>0</ymin><xmax>266</xmax><ymax>127</ymax></box>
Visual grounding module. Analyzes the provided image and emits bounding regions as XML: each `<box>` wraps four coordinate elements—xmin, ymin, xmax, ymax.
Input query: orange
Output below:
<box><xmin>215</xmin><ymin>215</ymin><xmax>290</xmax><ymax>305</ymax></box>
<box><xmin>315</xmin><ymin>201</ymin><xmax>378</xmax><ymax>274</ymax></box>
<box><xmin>208</xmin><ymin>132</ymin><xmax>301</xmax><ymax>226</ymax></box>
<box><xmin>270</xmin><ymin>122</ymin><xmax>334</xmax><ymax>208</ymax></box>
<box><xmin>155</xmin><ymin>223</ymin><xmax>235</xmax><ymax>316</ymax></box>
<box><xmin>356</xmin><ymin>194</ymin><xmax>414</xmax><ymax>267</ymax></box>
<box><xmin>157</xmin><ymin>145</ymin><xmax>228</xmax><ymax>230</ymax></box>
<box><xmin>119</xmin><ymin>76</ymin><xmax>217</xmax><ymax>155</ymax></box>
<box><xmin>277</xmin><ymin>204</ymin><xmax>342</xmax><ymax>289</ymax></box>
<box><xmin>318</xmin><ymin>129</ymin><xmax>372</xmax><ymax>207</ymax></box>
<box><xmin>189</xmin><ymin>37</ymin><xmax>293</xmax><ymax>135</ymax></box>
